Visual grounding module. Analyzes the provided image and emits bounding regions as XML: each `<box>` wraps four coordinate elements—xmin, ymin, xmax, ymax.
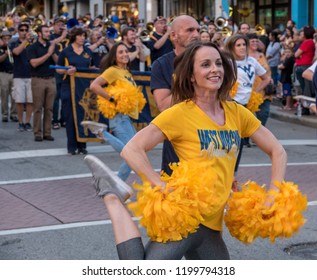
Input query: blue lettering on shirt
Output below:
<box><xmin>238</xmin><ymin>64</ymin><xmax>254</xmax><ymax>80</ymax></box>
<box><xmin>198</xmin><ymin>129</ymin><xmax>241</xmax><ymax>159</ymax></box>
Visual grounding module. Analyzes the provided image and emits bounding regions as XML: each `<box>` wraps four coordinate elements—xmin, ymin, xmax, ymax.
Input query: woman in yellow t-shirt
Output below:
<box><xmin>83</xmin><ymin>42</ymin><xmax>137</xmax><ymax>181</ymax></box>
<box><xmin>84</xmin><ymin>41</ymin><xmax>287</xmax><ymax>259</ymax></box>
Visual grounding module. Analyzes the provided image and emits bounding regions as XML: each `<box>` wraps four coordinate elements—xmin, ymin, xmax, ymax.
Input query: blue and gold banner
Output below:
<box><xmin>70</xmin><ymin>70</ymin><xmax>159</xmax><ymax>142</ymax></box>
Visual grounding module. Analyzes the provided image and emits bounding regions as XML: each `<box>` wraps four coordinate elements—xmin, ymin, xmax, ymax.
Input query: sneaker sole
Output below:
<box><xmin>84</xmin><ymin>155</ymin><xmax>134</xmax><ymax>200</ymax></box>
<box><xmin>81</xmin><ymin>121</ymin><xmax>107</xmax><ymax>129</ymax></box>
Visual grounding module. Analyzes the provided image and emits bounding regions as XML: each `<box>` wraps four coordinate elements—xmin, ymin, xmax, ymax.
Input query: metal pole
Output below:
<box><xmin>138</xmin><ymin>0</ymin><xmax>146</xmax><ymax>23</ymax></box>
<box><xmin>74</xmin><ymin>0</ymin><xmax>77</xmax><ymax>18</ymax></box>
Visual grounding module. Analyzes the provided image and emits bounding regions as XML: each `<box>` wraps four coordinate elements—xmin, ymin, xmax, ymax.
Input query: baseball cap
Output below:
<box><xmin>0</xmin><ymin>30</ymin><xmax>12</xmax><ymax>38</ymax></box>
<box><xmin>153</xmin><ymin>16</ymin><xmax>166</xmax><ymax>24</ymax></box>
<box><xmin>54</xmin><ymin>17</ymin><xmax>65</xmax><ymax>24</ymax></box>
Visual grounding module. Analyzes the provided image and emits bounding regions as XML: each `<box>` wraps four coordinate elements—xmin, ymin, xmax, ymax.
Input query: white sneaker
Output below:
<box><xmin>81</xmin><ymin>121</ymin><xmax>107</xmax><ymax>139</ymax></box>
<box><xmin>84</xmin><ymin>155</ymin><xmax>134</xmax><ymax>202</ymax></box>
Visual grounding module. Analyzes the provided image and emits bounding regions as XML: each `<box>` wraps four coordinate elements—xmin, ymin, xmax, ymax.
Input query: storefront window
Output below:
<box><xmin>259</xmin><ymin>8</ymin><xmax>272</xmax><ymax>25</ymax></box>
<box><xmin>275</xmin><ymin>7</ymin><xmax>288</xmax><ymax>30</ymax></box>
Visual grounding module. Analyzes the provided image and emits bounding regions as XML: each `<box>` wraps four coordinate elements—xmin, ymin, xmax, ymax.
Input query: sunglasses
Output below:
<box><xmin>19</xmin><ymin>29</ymin><xmax>28</xmax><ymax>32</ymax></box>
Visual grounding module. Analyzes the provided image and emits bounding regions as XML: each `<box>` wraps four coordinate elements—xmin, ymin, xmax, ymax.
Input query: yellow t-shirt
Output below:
<box><xmin>100</xmin><ymin>66</ymin><xmax>136</xmax><ymax>86</ymax></box>
<box><xmin>152</xmin><ymin>100</ymin><xmax>261</xmax><ymax>231</ymax></box>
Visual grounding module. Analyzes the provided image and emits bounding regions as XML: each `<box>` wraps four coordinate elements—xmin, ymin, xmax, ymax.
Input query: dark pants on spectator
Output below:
<box><xmin>61</xmin><ymin>83</ymin><xmax>86</xmax><ymax>153</ymax></box>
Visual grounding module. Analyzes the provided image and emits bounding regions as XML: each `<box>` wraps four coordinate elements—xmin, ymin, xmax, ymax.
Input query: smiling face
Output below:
<box><xmin>191</xmin><ymin>46</ymin><xmax>224</xmax><ymax>93</ymax></box>
<box><xmin>233</xmin><ymin>38</ymin><xmax>247</xmax><ymax>60</ymax></box>
<box><xmin>249</xmin><ymin>38</ymin><xmax>258</xmax><ymax>51</ymax></box>
<box><xmin>115</xmin><ymin>44</ymin><xmax>129</xmax><ymax>68</ymax></box>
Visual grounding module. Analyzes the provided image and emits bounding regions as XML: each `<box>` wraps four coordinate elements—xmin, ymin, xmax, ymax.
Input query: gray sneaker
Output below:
<box><xmin>81</xmin><ymin>121</ymin><xmax>107</xmax><ymax>139</ymax></box>
<box><xmin>84</xmin><ymin>155</ymin><xmax>134</xmax><ymax>202</ymax></box>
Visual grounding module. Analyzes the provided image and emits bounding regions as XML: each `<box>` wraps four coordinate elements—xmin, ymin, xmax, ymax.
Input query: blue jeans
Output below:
<box><xmin>270</xmin><ymin>66</ymin><xmax>278</xmax><ymax>86</ymax></box>
<box><xmin>295</xmin><ymin>65</ymin><xmax>310</xmax><ymax>93</ymax></box>
<box><xmin>102</xmin><ymin>114</ymin><xmax>136</xmax><ymax>181</ymax></box>
<box><xmin>256</xmin><ymin>99</ymin><xmax>271</xmax><ymax>126</ymax></box>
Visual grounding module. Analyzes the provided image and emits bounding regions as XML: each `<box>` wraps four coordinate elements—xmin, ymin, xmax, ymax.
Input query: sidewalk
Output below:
<box><xmin>270</xmin><ymin>100</ymin><xmax>317</xmax><ymax>128</ymax></box>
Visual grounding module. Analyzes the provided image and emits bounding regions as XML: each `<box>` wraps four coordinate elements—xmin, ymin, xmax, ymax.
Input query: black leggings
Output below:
<box><xmin>116</xmin><ymin>224</ymin><xmax>230</xmax><ymax>260</ymax></box>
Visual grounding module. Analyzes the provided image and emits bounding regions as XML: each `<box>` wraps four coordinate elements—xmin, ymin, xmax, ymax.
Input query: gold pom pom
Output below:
<box><xmin>224</xmin><ymin>181</ymin><xmax>267</xmax><ymax>244</ymax></box>
<box><xmin>260</xmin><ymin>181</ymin><xmax>307</xmax><ymax>243</ymax></box>
<box><xmin>128</xmin><ymin>161</ymin><xmax>223</xmax><ymax>242</ymax></box>
<box><xmin>225</xmin><ymin>181</ymin><xmax>307</xmax><ymax>244</ymax></box>
<box><xmin>97</xmin><ymin>95</ymin><xmax>117</xmax><ymax>119</ymax></box>
<box><xmin>229</xmin><ymin>81</ymin><xmax>239</xmax><ymax>99</ymax></box>
<box><xmin>97</xmin><ymin>80</ymin><xmax>146</xmax><ymax>119</ymax></box>
<box><xmin>246</xmin><ymin>90</ymin><xmax>264</xmax><ymax>113</ymax></box>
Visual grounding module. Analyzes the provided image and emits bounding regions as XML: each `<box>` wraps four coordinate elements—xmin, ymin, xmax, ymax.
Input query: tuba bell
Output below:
<box><xmin>220</xmin><ymin>26</ymin><xmax>232</xmax><ymax>38</ymax></box>
<box><xmin>215</xmin><ymin>17</ymin><xmax>228</xmax><ymax>30</ymax></box>
<box><xmin>25</xmin><ymin>0</ymin><xmax>41</xmax><ymax>17</ymax></box>
<box><xmin>255</xmin><ymin>24</ymin><xmax>266</xmax><ymax>36</ymax></box>
<box><xmin>146</xmin><ymin>22</ymin><xmax>154</xmax><ymax>33</ymax></box>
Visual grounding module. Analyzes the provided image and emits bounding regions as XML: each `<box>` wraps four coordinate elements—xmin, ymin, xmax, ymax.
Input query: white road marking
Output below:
<box><xmin>1</xmin><ymin>162</ymin><xmax>317</xmax><ymax>186</ymax></box>
<box><xmin>0</xmin><ymin>140</ymin><xmax>315</xmax><ymax>161</ymax></box>
<box><xmin>0</xmin><ymin>217</ymin><xmax>140</xmax><ymax>236</ymax></box>
<box><xmin>0</xmin><ymin>143</ymin><xmax>163</xmax><ymax>161</ymax></box>
<box><xmin>0</xmin><ymin>204</ymin><xmax>315</xmax><ymax>236</ymax></box>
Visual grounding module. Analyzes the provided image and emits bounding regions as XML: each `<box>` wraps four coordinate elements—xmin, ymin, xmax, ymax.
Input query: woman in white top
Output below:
<box><xmin>225</xmin><ymin>34</ymin><xmax>270</xmax><ymax>186</ymax></box>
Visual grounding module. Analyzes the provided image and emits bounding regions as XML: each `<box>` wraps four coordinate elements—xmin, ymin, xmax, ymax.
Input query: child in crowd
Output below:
<box><xmin>278</xmin><ymin>47</ymin><xmax>295</xmax><ymax>110</ymax></box>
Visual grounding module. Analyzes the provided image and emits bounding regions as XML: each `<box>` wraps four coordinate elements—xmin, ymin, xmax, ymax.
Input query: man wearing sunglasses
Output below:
<box><xmin>10</xmin><ymin>23</ymin><xmax>33</xmax><ymax>132</ymax></box>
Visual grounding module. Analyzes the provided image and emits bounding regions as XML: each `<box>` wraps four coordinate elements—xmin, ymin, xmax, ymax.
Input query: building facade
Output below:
<box><xmin>4</xmin><ymin>0</ymin><xmax>317</xmax><ymax>30</ymax></box>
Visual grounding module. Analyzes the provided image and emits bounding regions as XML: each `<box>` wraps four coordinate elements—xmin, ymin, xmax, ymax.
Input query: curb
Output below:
<box><xmin>270</xmin><ymin>105</ymin><xmax>317</xmax><ymax>129</ymax></box>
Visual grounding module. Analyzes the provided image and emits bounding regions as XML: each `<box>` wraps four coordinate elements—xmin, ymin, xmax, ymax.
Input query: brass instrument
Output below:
<box><xmin>146</xmin><ymin>22</ymin><xmax>154</xmax><ymax>33</ymax></box>
<box><xmin>139</xmin><ymin>22</ymin><xmax>154</xmax><ymax>42</ymax></box>
<box><xmin>139</xmin><ymin>30</ymin><xmax>150</xmax><ymax>42</ymax></box>
<box><xmin>25</xmin><ymin>0</ymin><xmax>41</xmax><ymax>17</ymax></box>
<box><xmin>100</xmin><ymin>18</ymin><xmax>120</xmax><ymax>41</ymax></box>
<box><xmin>7</xmin><ymin>46</ymin><xmax>14</xmax><ymax>64</ymax></box>
<box><xmin>10</xmin><ymin>5</ymin><xmax>27</xmax><ymax>17</ymax></box>
<box><xmin>32</xmin><ymin>18</ymin><xmax>42</xmax><ymax>29</ymax></box>
<box><xmin>10</xmin><ymin>0</ymin><xmax>41</xmax><ymax>20</ymax></box>
<box><xmin>82</xmin><ymin>16</ymin><xmax>91</xmax><ymax>27</ymax></box>
<box><xmin>220</xmin><ymin>26</ymin><xmax>232</xmax><ymax>38</ymax></box>
<box><xmin>255</xmin><ymin>24</ymin><xmax>266</xmax><ymax>36</ymax></box>
<box><xmin>215</xmin><ymin>17</ymin><xmax>228</xmax><ymax>30</ymax></box>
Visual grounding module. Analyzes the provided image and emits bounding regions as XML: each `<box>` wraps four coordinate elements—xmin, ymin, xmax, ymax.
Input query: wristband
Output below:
<box><xmin>109</xmin><ymin>96</ymin><xmax>115</xmax><ymax>103</ymax></box>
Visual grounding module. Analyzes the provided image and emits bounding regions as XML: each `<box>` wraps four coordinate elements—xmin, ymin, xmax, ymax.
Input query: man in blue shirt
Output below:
<box><xmin>150</xmin><ymin>15</ymin><xmax>200</xmax><ymax>175</ymax></box>
<box><xmin>146</xmin><ymin>16</ymin><xmax>173</xmax><ymax>65</ymax></box>
<box><xmin>121</xmin><ymin>27</ymin><xmax>147</xmax><ymax>71</ymax></box>
<box><xmin>10</xmin><ymin>23</ymin><xmax>33</xmax><ymax>132</ymax></box>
